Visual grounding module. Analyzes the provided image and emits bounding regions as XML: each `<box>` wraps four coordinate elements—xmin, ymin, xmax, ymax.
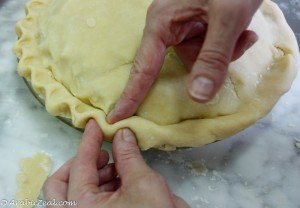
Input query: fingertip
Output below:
<box><xmin>232</xmin><ymin>30</ymin><xmax>259</xmax><ymax>61</ymax></box>
<box><xmin>122</xmin><ymin>129</ymin><xmax>137</xmax><ymax>144</ymax></box>
<box><xmin>113</xmin><ymin>129</ymin><xmax>137</xmax><ymax>149</ymax></box>
<box><xmin>106</xmin><ymin>106</ymin><xmax>127</xmax><ymax>124</ymax></box>
<box><xmin>113</xmin><ymin>129</ymin><xmax>123</xmax><ymax>143</ymax></box>
<box><xmin>107</xmin><ymin>102</ymin><xmax>135</xmax><ymax>124</ymax></box>
<box><xmin>188</xmin><ymin>76</ymin><xmax>216</xmax><ymax>102</ymax></box>
<box><xmin>243</xmin><ymin>30</ymin><xmax>259</xmax><ymax>51</ymax></box>
<box><xmin>252</xmin><ymin>32</ymin><xmax>259</xmax><ymax>43</ymax></box>
<box><xmin>84</xmin><ymin>119</ymin><xmax>102</xmax><ymax>137</ymax></box>
<box><xmin>247</xmin><ymin>30</ymin><xmax>259</xmax><ymax>42</ymax></box>
<box><xmin>86</xmin><ymin>118</ymin><xmax>98</xmax><ymax>128</ymax></box>
<box><xmin>97</xmin><ymin>150</ymin><xmax>110</xmax><ymax>169</ymax></box>
<box><xmin>112</xmin><ymin>129</ymin><xmax>140</xmax><ymax>161</ymax></box>
<box><xmin>79</xmin><ymin>119</ymin><xmax>104</xmax><ymax>160</ymax></box>
<box><xmin>106</xmin><ymin>112</ymin><xmax>115</xmax><ymax>124</ymax></box>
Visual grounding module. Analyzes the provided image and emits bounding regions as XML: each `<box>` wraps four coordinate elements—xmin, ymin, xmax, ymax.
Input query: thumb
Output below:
<box><xmin>173</xmin><ymin>195</ymin><xmax>190</xmax><ymax>208</ymax></box>
<box><xmin>112</xmin><ymin>129</ymin><xmax>150</xmax><ymax>184</ymax></box>
<box><xmin>188</xmin><ymin>4</ymin><xmax>250</xmax><ymax>102</ymax></box>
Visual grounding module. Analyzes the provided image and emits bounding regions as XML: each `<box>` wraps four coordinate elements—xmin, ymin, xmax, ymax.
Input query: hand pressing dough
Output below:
<box><xmin>16</xmin><ymin>153</ymin><xmax>52</xmax><ymax>208</ymax></box>
<box><xmin>14</xmin><ymin>0</ymin><xmax>299</xmax><ymax>150</ymax></box>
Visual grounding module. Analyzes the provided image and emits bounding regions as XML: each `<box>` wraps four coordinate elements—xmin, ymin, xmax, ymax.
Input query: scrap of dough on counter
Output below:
<box><xmin>16</xmin><ymin>153</ymin><xmax>52</xmax><ymax>208</ymax></box>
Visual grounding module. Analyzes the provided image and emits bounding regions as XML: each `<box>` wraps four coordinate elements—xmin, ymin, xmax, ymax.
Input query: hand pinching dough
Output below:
<box><xmin>14</xmin><ymin>0</ymin><xmax>299</xmax><ymax>150</ymax></box>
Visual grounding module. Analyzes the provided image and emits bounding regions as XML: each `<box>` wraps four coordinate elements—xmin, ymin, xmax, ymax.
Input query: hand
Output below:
<box><xmin>43</xmin><ymin>119</ymin><xmax>189</xmax><ymax>208</ymax></box>
<box><xmin>107</xmin><ymin>0</ymin><xmax>262</xmax><ymax>123</ymax></box>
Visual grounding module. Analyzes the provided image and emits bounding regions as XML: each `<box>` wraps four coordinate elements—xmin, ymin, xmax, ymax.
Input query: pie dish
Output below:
<box><xmin>14</xmin><ymin>0</ymin><xmax>299</xmax><ymax>150</ymax></box>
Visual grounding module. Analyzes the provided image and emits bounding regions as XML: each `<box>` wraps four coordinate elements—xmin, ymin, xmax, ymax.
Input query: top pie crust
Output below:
<box><xmin>14</xmin><ymin>0</ymin><xmax>299</xmax><ymax>150</ymax></box>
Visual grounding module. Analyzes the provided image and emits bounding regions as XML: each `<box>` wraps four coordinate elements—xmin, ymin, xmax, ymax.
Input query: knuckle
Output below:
<box><xmin>216</xmin><ymin>1</ymin><xmax>246</xmax><ymax>14</ymax></box>
<box><xmin>145</xmin><ymin>0</ymin><xmax>173</xmax><ymax>37</ymax></box>
<box><xmin>146</xmin><ymin>1</ymin><xmax>164</xmax><ymax>28</ymax></box>
<box><xmin>122</xmin><ymin>90</ymin><xmax>140</xmax><ymax>104</ymax></box>
<box><xmin>148</xmin><ymin>0</ymin><xmax>168</xmax><ymax>14</ymax></box>
<box><xmin>135</xmin><ymin>172</ymin><xmax>157</xmax><ymax>186</ymax></box>
<box><xmin>147</xmin><ymin>0</ymin><xmax>159</xmax><ymax>14</ymax></box>
<box><xmin>214</xmin><ymin>1</ymin><xmax>253</xmax><ymax>26</ymax></box>
<box><xmin>146</xmin><ymin>171</ymin><xmax>168</xmax><ymax>186</ymax></box>
<box><xmin>132</xmin><ymin>59</ymin><xmax>156</xmax><ymax>79</ymax></box>
<box><xmin>118</xmin><ymin>144</ymin><xmax>140</xmax><ymax>162</ymax></box>
<box><xmin>198</xmin><ymin>49</ymin><xmax>229</xmax><ymax>73</ymax></box>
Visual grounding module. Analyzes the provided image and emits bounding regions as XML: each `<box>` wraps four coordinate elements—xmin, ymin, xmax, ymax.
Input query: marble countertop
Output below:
<box><xmin>0</xmin><ymin>0</ymin><xmax>299</xmax><ymax>207</ymax></box>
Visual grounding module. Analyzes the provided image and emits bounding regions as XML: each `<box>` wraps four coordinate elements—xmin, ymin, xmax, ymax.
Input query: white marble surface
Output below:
<box><xmin>0</xmin><ymin>0</ymin><xmax>300</xmax><ymax>208</ymax></box>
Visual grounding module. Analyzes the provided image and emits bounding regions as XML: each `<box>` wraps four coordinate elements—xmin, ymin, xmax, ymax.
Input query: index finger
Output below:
<box><xmin>68</xmin><ymin>119</ymin><xmax>104</xmax><ymax>198</ymax></box>
<box><xmin>107</xmin><ymin>33</ymin><xmax>167</xmax><ymax>124</ymax></box>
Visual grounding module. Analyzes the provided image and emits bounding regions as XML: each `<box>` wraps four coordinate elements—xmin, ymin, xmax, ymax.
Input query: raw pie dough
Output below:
<box><xmin>14</xmin><ymin>0</ymin><xmax>299</xmax><ymax>150</ymax></box>
<box><xmin>16</xmin><ymin>153</ymin><xmax>52</xmax><ymax>208</ymax></box>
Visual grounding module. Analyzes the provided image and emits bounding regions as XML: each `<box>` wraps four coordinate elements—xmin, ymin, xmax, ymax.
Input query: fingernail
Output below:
<box><xmin>83</xmin><ymin>119</ymin><xmax>96</xmax><ymax>138</ymax></box>
<box><xmin>246</xmin><ymin>41</ymin><xmax>255</xmax><ymax>50</ymax></box>
<box><xmin>190</xmin><ymin>76</ymin><xmax>214</xmax><ymax>100</ymax></box>
<box><xmin>122</xmin><ymin>129</ymin><xmax>136</xmax><ymax>143</ymax></box>
<box><xmin>85</xmin><ymin>119</ymin><xmax>94</xmax><ymax>131</ymax></box>
<box><xmin>106</xmin><ymin>112</ymin><xmax>114</xmax><ymax>124</ymax></box>
<box><xmin>243</xmin><ymin>41</ymin><xmax>256</xmax><ymax>54</ymax></box>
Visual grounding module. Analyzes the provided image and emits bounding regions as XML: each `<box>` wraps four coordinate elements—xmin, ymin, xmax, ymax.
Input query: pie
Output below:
<box><xmin>14</xmin><ymin>0</ymin><xmax>299</xmax><ymax>150</ymax></box>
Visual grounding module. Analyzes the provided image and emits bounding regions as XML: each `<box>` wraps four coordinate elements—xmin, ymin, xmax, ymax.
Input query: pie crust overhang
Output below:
<box><xmin>14</xmin><ymin>0</ymin><xmax>299</xmax><ymax>150</ymax></box>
